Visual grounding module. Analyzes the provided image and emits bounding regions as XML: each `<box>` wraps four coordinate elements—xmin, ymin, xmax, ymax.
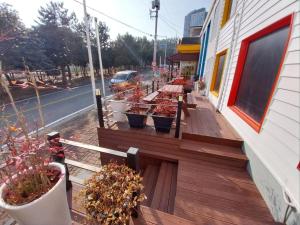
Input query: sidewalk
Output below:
<box><xmin>53</xmin><ymin>109</ymin><xmax>101</xmax><ymax>177</ymax></box>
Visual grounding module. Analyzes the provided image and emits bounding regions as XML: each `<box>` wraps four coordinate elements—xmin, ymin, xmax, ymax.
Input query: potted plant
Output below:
<box><xmin>0</xmin><ymin>127</ymin><xmax>72</xmax><ymax>225</ymax></box>
<box><xmin>125</xmin><ymin>85</ymin><xmax>149</xmax><ymax>128</ymax></box>
<box><xmin>110</xmin><ymin>87</ymin><xmax>127</xmax><ymax>122</ymax></box>
<box><xmin>172</xmin><ymin>78</ymin><xmax>186</xmax><ymax>85</ymax></box>
<box><xmin>152</xmin><ymin>99</ymin><xmax>177</xmax><ymax>133</ymax></box>
<box><xmin>80</xmin><ymin>163</ymin><xmax>145</xmax><ymax>225</ymax></box>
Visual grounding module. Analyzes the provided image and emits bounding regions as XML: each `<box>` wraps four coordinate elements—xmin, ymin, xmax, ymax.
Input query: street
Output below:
<box><xmin>1</xmin><ymin>71</ymin><xmax>154</xmax><ymax>132</ymax></box>
<box><xmin>0</xmin><ymin>79</ymin><xmax>111</xmax><ymax>132</ymax></box>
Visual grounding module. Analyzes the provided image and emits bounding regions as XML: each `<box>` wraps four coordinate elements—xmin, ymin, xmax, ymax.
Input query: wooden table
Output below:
<box><xmin>159</xmin><ymin>85</ymin><xmax>183</xmax><ymax>94</ymax></box>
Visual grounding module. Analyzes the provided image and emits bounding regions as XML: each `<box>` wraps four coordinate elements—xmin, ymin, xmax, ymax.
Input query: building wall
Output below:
<box><xmin>183</xmin><ymin>8</ymin><xmax>207</xmax><ymax>37</ymax></box>
<box><xmin>199</xmin><ymin>0</ymin><xmax>300</xmax><ymax>224</ymax></box>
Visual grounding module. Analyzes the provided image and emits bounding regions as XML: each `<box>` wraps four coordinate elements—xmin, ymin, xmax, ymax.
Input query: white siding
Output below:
<box><xmin>217</xmin><ymin>0</ymin><xmax>300</xmax><ymax>211</ymax></box>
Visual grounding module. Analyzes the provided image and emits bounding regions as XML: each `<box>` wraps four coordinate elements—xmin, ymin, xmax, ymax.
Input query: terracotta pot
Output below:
<box><xmin>0</xmin><ymin>162</ymin><xmax>72</xmax><ymax>225</ymax></box>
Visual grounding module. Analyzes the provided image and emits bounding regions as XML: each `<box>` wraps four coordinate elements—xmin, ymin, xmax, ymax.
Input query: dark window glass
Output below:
<box><xmin>235</xmin><ymin>26</ymin><xmax>289</xmax><ymax>122</ymax></box>
<box><xmin>213</xmin><ymin>54</ymin><xmax>226</xmax><ymax>93</ymax></box>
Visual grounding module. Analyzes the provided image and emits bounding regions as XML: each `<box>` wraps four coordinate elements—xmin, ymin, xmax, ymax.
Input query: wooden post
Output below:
<box><xmin>127</xmin><ymin>147</ymin><xmax>140</xmax><ymax>218</ymax></box>
<box><xmin>152</xmin><ymin>80</ymin><xmax>155</xmax><ymax>93</ymax></box>
<box><xmin>96</xmin><ymin>89</ymin><xmax>104</xmax><ymax>128</ymax></box>
<box><xmin>156</xmin><ymin>80</ymin><xmax>159</xmax><ymax>91</ymax></box>
<box><xmin>175</xmin><ymin>96</ymin><xmax>183</xmax><ymax>138</ymax></box>
<box><xmin>127</xmin><ymin>147</ymin><xmax>140</xmax><ymax>172</ymax></box>
<box><xmin>47</xmin><ymin>132</ymin><xmax>72</xmax><ymax>191</ymax></box>
<box><xmin>146</xmin><ymin>84</ymin><xmax>149</xmax><ymax>95</ymax></box>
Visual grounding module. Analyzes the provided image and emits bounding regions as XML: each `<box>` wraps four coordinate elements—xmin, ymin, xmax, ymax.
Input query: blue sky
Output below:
<box><xmin>4</xmin><ymin>0</ymin><xmax>212</xmax><ymax>40</ymax></box>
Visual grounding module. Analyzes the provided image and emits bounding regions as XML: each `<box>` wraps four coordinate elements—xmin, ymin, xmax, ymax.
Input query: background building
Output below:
<box><xmin>183</xmin><ymin>8</ymin><xmax>207</xmax><ymax>37</ymax></box>
<box><xmin>197</xmin><ymin>0</ymin><xmax>300</xmax><ymax>224</ymax></box>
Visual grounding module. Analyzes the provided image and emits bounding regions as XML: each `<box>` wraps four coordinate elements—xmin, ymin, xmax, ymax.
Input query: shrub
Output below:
<box><xmin>80</xmin><ymin>163</ymin><xmax>145</xmax><ymax>225</ymax></box>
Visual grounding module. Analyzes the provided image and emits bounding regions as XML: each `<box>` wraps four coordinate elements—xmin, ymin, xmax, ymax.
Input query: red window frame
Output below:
<box><xmin>227</xmin><ymin>14</ymin><xmax>294</xmax><ymax>132</ymax></box>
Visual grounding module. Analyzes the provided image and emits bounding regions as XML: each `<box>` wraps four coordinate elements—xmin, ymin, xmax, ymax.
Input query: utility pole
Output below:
<box><xmin>164</xmin><ymin>40</ymin><xmax>167</xmax><ymax>68</ymax></box>
<box><xmin>159</xmin><ymin>56</ymin><xmax>161</xmax><ymax>68</ymax></box>
<box><xmin>83</xmin><ymin>0</ymin><xmax>96</xmax><ymax>106</ymax></box>
<box><xmin>95</xmin><ymin>18</ymin><xmax>106</xmax><ymax>97</ymax></box>
<box><xmin>150</xmin><ymin>0</ymin><xmax>160</xmax><ymax>75</ymax></box>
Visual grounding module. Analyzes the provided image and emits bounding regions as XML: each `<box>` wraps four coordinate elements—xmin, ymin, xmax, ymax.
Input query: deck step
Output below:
<box><xmin>182</xmin><ymin>132</ymin><xmax>244</xmax><ymax>148</ymax></box>
<box><xmin>180</xmin><ymin>140</ymin><xmax>248</xmax><ymax>168</ymax></box>
<box><xmin>141</xmin><ymin>164</ymin><xmax>160</xmax><ymax>206</ymax></box>
<box><xmin>151</xmin><ymin>162</ymin><xmax>177</xmax><ymax>213</ymax></box>
<box><xmin>130</xmin><ymin>205</ymin><xmax>196</xmax><ymax>225</ymax></box>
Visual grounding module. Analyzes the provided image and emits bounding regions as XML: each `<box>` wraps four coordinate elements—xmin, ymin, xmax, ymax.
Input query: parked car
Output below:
<box><xmin>109</xmin><ymin>70</ymin><xmax>139</xmax><ymax>90</ymax></box>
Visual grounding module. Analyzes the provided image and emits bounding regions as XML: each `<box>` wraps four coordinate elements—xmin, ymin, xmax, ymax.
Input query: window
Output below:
<box><xmin>228</xmin><ymin>15</ymin><xmax>293</xmax><ymax>132</ymax></box>
<box><xmin>210</xmin><ymin>50</ymin><xmax>227</xmax><ymax>96</ymax></box>
<box><xmin>221</xmin><ymin>0</ymin><xmax>234</xmax><ymax>27</ymax></box>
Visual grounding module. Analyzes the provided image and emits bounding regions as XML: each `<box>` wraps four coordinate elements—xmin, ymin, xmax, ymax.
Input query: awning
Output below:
<box><xmin>167</xmin><ymin>53</ymin><xmax>199</xmax><ymax>63</ymax></box>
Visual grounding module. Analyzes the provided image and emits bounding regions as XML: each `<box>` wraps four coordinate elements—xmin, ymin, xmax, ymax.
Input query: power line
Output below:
<box><xmin>72</xmin><ymin>0</ymin><xmax>168</xmax><ymax>38</ymax></box>
<box><xmin>159</xmin><ymin>16</ymin><xmax>180</xmax><ymax>36</ymax></box>
<box><xmin>160</xmin><ymin>13</ymin><xmax>182</xmax><ymax>32</ymax></box>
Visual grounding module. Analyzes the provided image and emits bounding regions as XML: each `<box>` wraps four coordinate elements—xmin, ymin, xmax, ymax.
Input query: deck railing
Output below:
<box><xmin>95</xmin><ymin>80</ymin><xmax>183</xmax><ymax>138</ymax></box>
<box><xmin>47</xmin><ymin>131</ymin><xmax>140</xmax><ymax>186</ymax></box>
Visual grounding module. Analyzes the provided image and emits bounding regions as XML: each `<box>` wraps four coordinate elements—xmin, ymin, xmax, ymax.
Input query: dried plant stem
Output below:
<box><xmin>0</xmin><ymin>76</ymin><xmax>29</xmax><ymax>141</ymax></box>
<box><xmin>29</xmin><ymin>73</ymin><xmax>45</xmax><ymax>128</ymax></box>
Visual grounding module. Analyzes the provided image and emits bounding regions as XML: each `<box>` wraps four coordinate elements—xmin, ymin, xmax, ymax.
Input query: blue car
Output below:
<box><xmin>109</xmin><ymin>70</ymin><xmax>139</xmax><ymax>90</ymax></box>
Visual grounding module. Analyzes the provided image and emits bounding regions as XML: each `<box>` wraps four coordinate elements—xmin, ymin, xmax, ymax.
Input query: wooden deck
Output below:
<box><xmin>175</xmin><ymin>160</ymin><xmax>276</xmax><ymax>225</ymax></box>
<box><xmin>65</xmin><ymin>93</ymin><xmax>280</xmax><ymax>225</ymax></box>
<box><xmin>182</xmin><ymin>93</ymin><xmax>243</xmax><ymax>146</ymax></box>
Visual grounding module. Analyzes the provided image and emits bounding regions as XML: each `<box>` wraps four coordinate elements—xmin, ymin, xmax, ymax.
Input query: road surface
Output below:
<box><xmin>1</xmin><ymin>79</ymin><xmax>111</xmax><ymax>132</ymax></box>
<box><xmin>1</xmin><ymin>71</ymin><xmax>154</xmax><ymax>132</ymax></box>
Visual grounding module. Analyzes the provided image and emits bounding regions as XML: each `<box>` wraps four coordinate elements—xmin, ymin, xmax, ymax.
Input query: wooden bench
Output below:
<box><xmin>98</xmin><ymin>127</ymin><xmax>181</xmax><ymax>166</ymax></box>
<box><xmin>143</xmin><ymin>91</ymin><xmax>159</xmax><ymax>102</ymax></box>
<box><xmin>186</xmin><ymin>93</ymin><xmax>197</xmax><ymax>108</ymax></box>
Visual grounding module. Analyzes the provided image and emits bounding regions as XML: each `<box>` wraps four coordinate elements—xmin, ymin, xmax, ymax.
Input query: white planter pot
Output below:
<box><xmin>110</xmin><ymin>100</ymin><xmax>127</xmax><ymax>122</ymax></box>
<box><xmin>200</xmin><ymin>89</ymin><xmax>206</xmax><ymax>96</ymax></box>
<box><xmin>0</xmin><ymin>162</ymin><xmax>72</xmax><ymax>225</ymax></box>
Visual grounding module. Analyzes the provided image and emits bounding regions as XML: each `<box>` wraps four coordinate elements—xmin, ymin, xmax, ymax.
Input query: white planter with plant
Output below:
<box><xmin>0</xmin><ymin>72</ymin><xmax>71</xmax><ymax>225</ymax></box>
<box><xmin>0</xmin><ymin>126</ymin><xmax>71</xmax><ymax>225</ymax></box>
<box><xmin>0</xmin><ymin>162</ymin><xmax>71</xmax><ymax>225</ymax></box>
<box><xmin>110</xmin><ymin>91</ymin><xmax>127</xmax><ymax>122</ymax></box>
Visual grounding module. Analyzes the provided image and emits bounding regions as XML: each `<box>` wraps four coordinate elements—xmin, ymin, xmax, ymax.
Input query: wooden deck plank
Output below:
<box><xmin>150</xmin><ymin>162</ymin><xmax>177</xmax><ymax>214</ymax></box>
<box><xmin>174</xmin><ymin>160</ymin><xmax>276</xmax><ymax>225</ymax></box>
<box><xmin>167</xmin><ymin>163</ymin><xmax>177</xmax><ymax>213</ymax></box>
<box><xmin>151</xmin><ymin>163</ymin><xmax>168</xmax><ymax>210</ymax></box>
<box><xmin>130</xmin><ymin>205</ymin><xmax>195</xmax><ymax>225</ymax></box>
<box><xmin>179</xmin><ymin>140</ymin><xmax>248</xmax><ymax>168</ymax></box>
<box><xmin>142</xmin><ymin>165</ymin><xmax>160</xmax><ymax>206</ymax></box>
<box><xmin>180</xmin><ymin>140</ymin><xmax>247</xmax><ymax>160</ymax></box>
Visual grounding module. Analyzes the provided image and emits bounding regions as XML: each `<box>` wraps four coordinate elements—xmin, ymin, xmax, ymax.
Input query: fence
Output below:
<box><xmin>96</xmin><ymin>80</ymin><xmax>183</xmax><ymax>138</ymax></box>
<box><xmin>47</xmin><ymin>131</ymin><xmax>140</xmax><ymax>187</ymax></box>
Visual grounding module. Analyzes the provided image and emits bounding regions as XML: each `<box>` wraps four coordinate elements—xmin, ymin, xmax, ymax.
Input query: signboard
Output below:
<box><xmin>180</xmin><ymin>61</ymin><xmax>197</xmax><ymax>77</ymax></box>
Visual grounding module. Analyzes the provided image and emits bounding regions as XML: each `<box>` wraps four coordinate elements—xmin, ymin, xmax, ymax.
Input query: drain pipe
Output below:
<box><xmin>216</xmin><ymin>0</ymin><xmax>247</xmax><ymax>111</ymax></box>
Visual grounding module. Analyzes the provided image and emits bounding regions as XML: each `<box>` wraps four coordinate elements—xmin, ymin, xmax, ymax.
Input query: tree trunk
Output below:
<box><xmin>83</xmin><ymin>67</ymin><xmax>87</xmax><ymax>77</ymax></box>
<box><xmin>67</xmin><ymin>65</ymin><xmax>72</xmax><ymax>83</ymax></box>
<box><xmin>61</xmin><ymin>66</ymin><xmax>67</xmax><ymax>87</ymax></box>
